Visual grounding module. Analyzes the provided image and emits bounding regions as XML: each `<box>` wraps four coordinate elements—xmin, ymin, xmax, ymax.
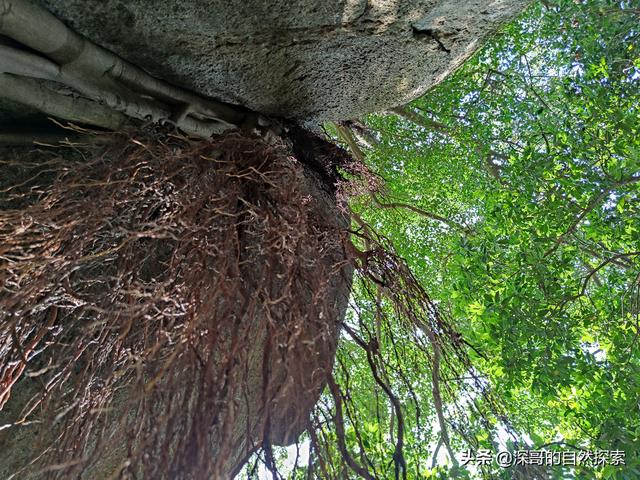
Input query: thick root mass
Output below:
<box><xmin>0</xmin><ymin>129</ymin><xmax>352</xmax><ymax>478</ymax></box>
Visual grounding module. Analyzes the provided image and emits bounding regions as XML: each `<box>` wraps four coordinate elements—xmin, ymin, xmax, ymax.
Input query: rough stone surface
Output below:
<box><xmin>36</xmin><ymin>0</ymin><xmax>529</xmax><ymax>121</ymax></box>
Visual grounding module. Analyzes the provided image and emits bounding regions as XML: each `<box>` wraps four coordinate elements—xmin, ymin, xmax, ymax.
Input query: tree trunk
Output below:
<box><xmin>0</xmin><ymin>130</ymin><xmax>353</xmax><ymax>478</ymax></box>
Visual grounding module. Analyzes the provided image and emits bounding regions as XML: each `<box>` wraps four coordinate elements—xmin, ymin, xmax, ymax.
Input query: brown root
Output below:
<box><xmin>0</xmin><ymin>127</ymin><xmax>352</xmax><ymax>478</ymax></box>
<box><xmin>0</xmin><ymin>126</ymin><xmax>507</xmax><ymax>480</ymax></box>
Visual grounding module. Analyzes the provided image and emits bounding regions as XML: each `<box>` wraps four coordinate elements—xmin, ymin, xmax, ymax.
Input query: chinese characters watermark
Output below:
<box><xmin>461</xmin><ymin>449</ymin><xmax>626</xmax><ymax>468</ymax></box>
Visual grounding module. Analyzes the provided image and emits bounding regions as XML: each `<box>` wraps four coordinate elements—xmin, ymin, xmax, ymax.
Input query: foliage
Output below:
<box><xmin>328</xmin><ymin>1</ymin><xmax>640</xmax><ymax>479</ymax></box>
<box><xmin>2</xmin><ymin>1</ymin><xmax>638</xmax><ymax>479</ymax></box>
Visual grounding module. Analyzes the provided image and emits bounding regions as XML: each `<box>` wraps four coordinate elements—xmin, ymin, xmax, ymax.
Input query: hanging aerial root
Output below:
<box><xmin>304</xmin><ymin>160</ymin><xmax>513</xmax><ymax>479</ymax></box>
<box><xmin>0</xmin><ymin>125</ymin><xmax>512</xmax><ymax>480</ymax></box>
<box><xmin>0</xmin><ymin>127</ymin><xmax>352</xmax><ymax>479</ymax></box>
<box><xmin>305</xmin><ymin>237</ymin><xmax>510</xmax><ymax>479</ymax></box>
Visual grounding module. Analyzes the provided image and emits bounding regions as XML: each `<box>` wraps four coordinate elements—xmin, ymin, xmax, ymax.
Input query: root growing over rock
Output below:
<box><xmin>0</xmin><ymin>128</ymin><xmax>352</xmax><ymax>478</ymax></box>
<box><xmin>0</xmin><ymin>126</ymin><xmax>507</xmax><ymax>480</ymax></box>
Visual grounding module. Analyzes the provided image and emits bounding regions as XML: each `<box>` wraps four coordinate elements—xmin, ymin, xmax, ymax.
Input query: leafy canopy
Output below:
<box><xmin>323</xmin><ymin>1</ymin><xmax>639</xmax><ymax>479</ymax></box>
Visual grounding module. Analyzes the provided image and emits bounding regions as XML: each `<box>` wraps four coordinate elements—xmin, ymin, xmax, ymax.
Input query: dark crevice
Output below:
<box><xmin>285</xmin><ymin>123</ymin><xmax>353</xmax><ymax>193</ymax></box>
<box><xmin>411</xmin><ymin>26</ymin><xmax>451</xmax><ymax>53</ymax></box>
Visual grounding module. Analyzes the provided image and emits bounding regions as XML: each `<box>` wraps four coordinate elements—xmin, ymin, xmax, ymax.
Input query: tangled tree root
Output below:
<box><xmin>0</xmin><ymin>128</ymin><xmax>353</xmax><ymax>479</ymax></box>
<box><xmin>0</xmin><ymin>126</ymin><xmax>511</xmax><ymax>480</ymax></box>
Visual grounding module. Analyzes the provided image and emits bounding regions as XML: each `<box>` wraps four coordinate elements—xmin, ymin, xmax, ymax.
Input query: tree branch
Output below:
<box><xmin>544</xmin><ymin>190</ymin><xmax>609</xmax><ymax>257</ymax></box>
<box><xmin>371</xmin><ymin>194</ymin><xmax>470</xmax><ymax>233</ymax></box>
<box><xmin>333</xmin><ymin>122</ymin><xmax>366</xmax><ymax>162</ymax></box>
<box><xmin>581</xmin><ymin>252</ymin><xmax>640</xmax><ymax>295</ymax></box>
<box><xmin>390</xmin><ymin>106</ymin><xmax>503</xmax><ymax>182</ymax></box>
<box><xmin>345</xmin><ymin>120</ymin><xmax>380</xmax><ymax>148</ymax></box>
<box><xmin>412</xmin><ymin>314</ymin><xmax>459</xmax><ymax>470</ymax></box>
<box><xmin>342</xmin><ymin>325</ymin><xmax>407</xmax><ymax>480</ymax></box>
<box><xmin>545</xmin><ymin>176</ymin><xmax>640</xmax><ymax>257</ymax></box>
<box><xmin>333</xmin><ymin>119</ymin><xmax>470</xmax><ymax>234</ymax></box>
<box><xmin>389</xmin><ymin>106</ymin><xmax>450</xmax><ymax>134</ymax></box>
<box><xmin>430</xmin><ymin>342</ymin><xmax>458</xmax><ymax>469</ymax></box>
<box><xmin>326</xmin><ymin>376</ymin><xmax>376</xmax><ymax>480</ymax></box>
